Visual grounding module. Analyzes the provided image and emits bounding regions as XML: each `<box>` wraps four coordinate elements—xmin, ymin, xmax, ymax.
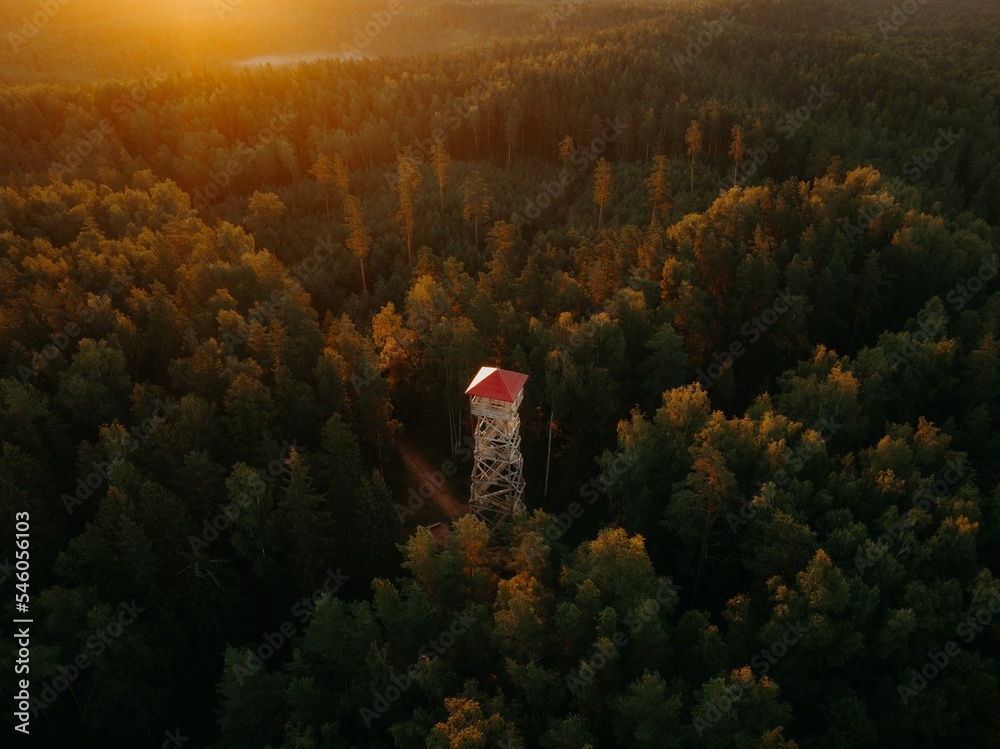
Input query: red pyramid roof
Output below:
<box><xmin>465</xmin><ymin>366</ymin><xmax>528</xmax><ymax>403</ymax></box>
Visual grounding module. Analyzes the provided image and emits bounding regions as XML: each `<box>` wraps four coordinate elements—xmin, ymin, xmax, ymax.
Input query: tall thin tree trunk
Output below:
<box><xmin>544</xmin><ymin>410</ymin><xmax>553</xmax><ymax>499</ymax></box>
<box><xmin>448</xmin><ymin>402</ymin><xmax>456</xmax><ymax>456</ymax></box>
<box><xmin>694</xmin><ymin>530</ymin><xmax>708</xmax><ymax>600</ymax></box>
<box><xmin>59</xmin><ymin>666</ymin><xmax>84</xmax><ymax>714</ymax></box>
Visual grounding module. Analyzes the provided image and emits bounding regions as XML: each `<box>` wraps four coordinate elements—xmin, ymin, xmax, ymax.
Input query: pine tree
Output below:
<box><xmin>559</xmin><ymin>134</ymin><xmax>575</xmax><ymax>204</ymax></box>
<box><xmin>486</xmin><ymin>219</ymin><xmax>516</xmax><ymax>292</ymax></box>
<box><xmin>332</xmin><ymin>153</ymin><xmax>350</xmax><ymax>219</ymax></box>
<box><xmin>593</xmin><ymin>157</ymin><xmax>612</xmax><ymax>232</ymax></box>
<box><xmin>462</xmin><ymin>171</ymin><xmax>492</xmax><ymax>249</ymax></box>
<box><xmin>431</xmin><ymin>141</ymin><xmax>450</xmax><ymax>214</ymax></box>
<box><xmin>278</xmin><ymin>447</ymin><xmax>334</xmax><ymax>588</ymax></box>
<box><xmin>729</xmin><ymin>124</ymin><xmax>746</xmax><ymax>187</ymax></box>
<box><xmin>645</xmin><ymin>154</ymin><xmax>671</xmax><ymax>227</ymax></box>
<box><xmin>395</xmin><ymin>147</ymin><xmax>422</xmax><ymax>262</ymax></box>
<box><xmin>345</xmin><ymin>195</ymin><xmax>370</xmax><ymax>294</ymax></box>
<box><xmin>308</xmin><ymin>154</ymin><xmax>335</xmax><ymax>221</ymax></box>
<box><xmin>505</xmin><ymin>98</ymin><xmax>523</xmax><ymax>167</ymax></box>
<box><xmin>686</xmin><ymin>119</ymin><xmax>703</xmax><ymax>191</ymax></box>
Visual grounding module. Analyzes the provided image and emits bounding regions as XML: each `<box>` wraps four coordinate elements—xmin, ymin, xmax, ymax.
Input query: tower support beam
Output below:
<box><xmin>465</xmin><ymin>367</ymin><xmax>528</xmax><ymax>533</ymax></box>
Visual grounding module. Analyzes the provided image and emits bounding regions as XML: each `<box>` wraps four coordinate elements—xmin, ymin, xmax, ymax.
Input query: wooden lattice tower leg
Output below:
<box><xmin>465</xmin><ymin>368</ymin><xmax>529</xmax><ymax>534</ymax></box>
<box><xmin>469</xmin><ymin>403</ymin><xmax>525</xmax><ymax>532</ymax></box>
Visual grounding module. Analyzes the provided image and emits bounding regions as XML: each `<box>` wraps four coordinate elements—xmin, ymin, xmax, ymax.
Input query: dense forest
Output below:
<box><xmin>1</xmin><ymin>0</ymin><xmax>999</xmax><ymax>746</ymax></box>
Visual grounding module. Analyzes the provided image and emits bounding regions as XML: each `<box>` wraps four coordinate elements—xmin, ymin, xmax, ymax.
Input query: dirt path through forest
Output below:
<box><xmin>393</xmin><ymin>433</ymin><xmax>469</xmax><ymax>537</ymax></box>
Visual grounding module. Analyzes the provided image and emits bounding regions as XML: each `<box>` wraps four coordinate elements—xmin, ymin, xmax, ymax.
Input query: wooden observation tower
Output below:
<box><xmin>465</xmin><ymin>366</ymin><xmax>528</xmax><ymax>532</ymax></box>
